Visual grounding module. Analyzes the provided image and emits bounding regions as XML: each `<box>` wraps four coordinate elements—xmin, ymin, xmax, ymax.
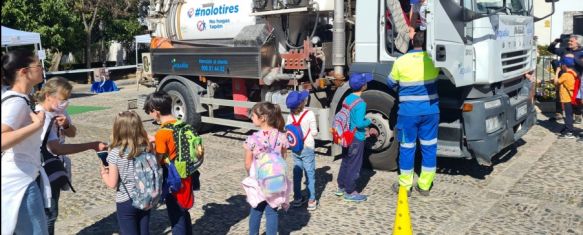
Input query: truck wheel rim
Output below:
<box><xmin>366</xmin><ymin>112</ymin><xmax>393</xmax><ymax>151</ymax></box>
<box><xmin>167</xmin><ymin>90</ymin><xmax>186</xmax><ymax>120</ymax></box>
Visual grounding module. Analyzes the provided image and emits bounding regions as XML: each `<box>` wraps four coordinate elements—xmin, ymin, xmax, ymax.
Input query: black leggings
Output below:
<box><xmin>563</xmin><ymin>102</ymin><xmax>574</xmax><ymax>133</ymax></box>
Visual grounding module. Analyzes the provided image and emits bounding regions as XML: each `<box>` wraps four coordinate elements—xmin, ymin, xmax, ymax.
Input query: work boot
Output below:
<box><xmin>391</xmin><ymin>182</ymin><xmax>411</xmax><ymax>197</ymax></box>
<box><xmin>415</xmin><ymin>185</ymin><xmax>430</xmax><ymax>197</ymax></box>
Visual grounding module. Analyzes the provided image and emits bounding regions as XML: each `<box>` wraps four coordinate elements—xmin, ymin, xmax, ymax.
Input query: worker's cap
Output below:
<box><xmin>286</xmin><ymin>90</ymin><xmax>309</xmax><ymax>110</ymax></box>
<box><xmin>560</xmin><ymin>57</ymin><xmax>575</xmax><ymax>67</ymax></box>
<box><xmin>349</xmin><ymin>72</ymin><xmax>373</xmax><ymax>90</ymax></box>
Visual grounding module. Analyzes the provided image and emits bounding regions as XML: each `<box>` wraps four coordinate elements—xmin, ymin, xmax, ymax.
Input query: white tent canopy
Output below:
<box><xmin>135</xmin><ymin>34</ymin><xmax>151</xmax><ymax>68</ymax></box>
<box><xmin>135</xmin><ymin>34</ymin><xmax>151</xmax><ymax>44</ymax></box>
<box><xmin>1</xmin><ymin>25</ymin><xmax>46</xmax><ymax>80</ymax></box>
<box><xmin>1</xmin><ymin>26</ymin><xmax>41</xmax><ymax>47</ymax></box>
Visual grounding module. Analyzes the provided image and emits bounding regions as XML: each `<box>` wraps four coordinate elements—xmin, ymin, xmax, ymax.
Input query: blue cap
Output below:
<box><xmin>560</xmin><ymin>57</ymin><xmax>575</xmax><ymax>67</ymax></box>
<box><xmin>286</xmin><ymin>90</ymin><xmax>309</xmax><ymax>110</ymax></box>
<box><xmin>349</xmin><ymin>72</ymin><xmax>373</xmax><ymax>90</ymax></box>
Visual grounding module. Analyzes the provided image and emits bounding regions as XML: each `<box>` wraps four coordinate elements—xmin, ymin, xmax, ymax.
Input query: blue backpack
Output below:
<box><xmin>332</xmin><ymin>98</ymin><xmax>362</xmax><ymax>148</ymax></box>
<box><xmin>120</xmin><ymin>150</ymin><xmax>163</xmax><ymax>210</ymax></box>
<box><xmin>285</xmin><ymin>110</ymin><xmax>311</xmax><ymax>154</ymax></box>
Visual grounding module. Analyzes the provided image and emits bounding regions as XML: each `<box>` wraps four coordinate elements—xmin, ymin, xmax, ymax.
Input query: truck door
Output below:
<box><xmin>425</xmin><ymin>0</ymin><xmax>475</xmax><ymax>87</ymax></box>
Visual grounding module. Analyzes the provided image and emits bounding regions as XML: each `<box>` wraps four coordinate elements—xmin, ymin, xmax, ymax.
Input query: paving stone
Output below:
<box><xmin>52</xmin><ymin>82</ymin><xmax>582</xmax><ymax>234</ymax></box>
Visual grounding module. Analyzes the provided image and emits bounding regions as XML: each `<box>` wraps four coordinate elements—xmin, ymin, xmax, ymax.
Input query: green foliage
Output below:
<box><xmin>2</xmin><ymin>0</ymin><xmax>144</xmax><ymax>66</ymax></box>
<box><xmin>536</xmin><ymin>81</ymin><xmax>557</xmax><ymax>102</ymax></box>
<box><xmin>537</xmin><ymin>45</ymin><xmax>553</xmax><ymax>57</ymax></box>
<box><xmin>1</xmin><ymin>0</ymin><xmax>84</xmax><ymax>53</ymax></box>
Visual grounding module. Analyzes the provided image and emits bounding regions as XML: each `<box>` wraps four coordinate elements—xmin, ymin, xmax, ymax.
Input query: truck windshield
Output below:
<box><xmin>473</xmin><ymin>0</ymin><xmax>530</xmax><ymax>16</ymax></box>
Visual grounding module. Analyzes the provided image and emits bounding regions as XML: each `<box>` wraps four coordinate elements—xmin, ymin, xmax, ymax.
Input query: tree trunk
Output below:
<box><xmin>86</xmin><ymin>31</ymin><xmax>92</xmax><ymax>84</ymax></box>
<box><xmin>49</xmin><ymin>51</ymin><xmax>62</xmax><ymax>72</ymax></box>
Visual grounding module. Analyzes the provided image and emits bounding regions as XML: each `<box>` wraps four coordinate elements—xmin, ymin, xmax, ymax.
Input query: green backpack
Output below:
<box><xmin>162</xmin><ymin>120</ymin><xmax>203</xmax><ymax>178</ymax></box>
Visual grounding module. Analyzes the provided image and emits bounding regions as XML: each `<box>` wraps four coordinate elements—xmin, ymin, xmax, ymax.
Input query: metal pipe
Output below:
<box><xmin>333</xmin><ymin>0</ymin><xmax>345</xmax><ymax>77</ymax></box>
<box><xmin>262</xmin><ymin>68</ymin><xmax>304</xmax><ymax>85</ymax></box>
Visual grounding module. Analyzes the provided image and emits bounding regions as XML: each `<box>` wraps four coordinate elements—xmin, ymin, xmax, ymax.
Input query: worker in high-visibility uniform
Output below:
<box><xmin>386</xmin><ymin>31</ymin><xmax>440</xmax><ymax>196</ymax></box>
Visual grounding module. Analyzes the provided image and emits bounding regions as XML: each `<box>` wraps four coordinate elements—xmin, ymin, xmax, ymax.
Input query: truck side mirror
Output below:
<box><xmin>535</xmin><ymin>0</ymin><xmax>557</xmax><ymax>22</ymax></box>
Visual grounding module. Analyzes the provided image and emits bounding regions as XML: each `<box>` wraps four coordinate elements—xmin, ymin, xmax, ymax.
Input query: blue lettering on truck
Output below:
<box><xmin>195</xmin><ymin>5</ymin><xmax>239</xmax><ymax>16</ymax></box>
<box><xmin>190</xmin><ymin>5</ymin><xmax>239</xmax><ymax>31</ymax></box>
<box><xmin>199</xmin><ymin>59</ymin><xmax>229</xmax><ymax>72</ymax></box>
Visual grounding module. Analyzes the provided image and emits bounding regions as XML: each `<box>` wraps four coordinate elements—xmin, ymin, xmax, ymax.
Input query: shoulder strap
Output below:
<box><xmin>270</xmin><ymin>131</ymin><xmax>279</xmax><ymax>151</ymax></box>
<box><xmin>41</xmin><ymin>117</ymin><xmax>58</xmax><ymax>152</ymax></box>
<box><xmin>119</xmin><ymin>157</ymin><xmax>133</xmax><ymax>199</ymax></box>
<box><xmin>347</xmin><ymin>98</ymin><xmax>363</xmax><ymax>110</ymax></box>
<box><xmin>297</xmin><ymin>110</ymin><xmax>312</xmax><ymax>140</ymax></box>
<box><xmin>1</xmin><ymin>95</ymin><xmax>34</xmax><ymax>111</ymax></box>
<box><xmin>566</xmin><ymin>70</ymin><xmax>579</xmax><ymax>80</ymax></box>
<box><xmin>292</xmin><ymin>110</ymin><xmax>309</xmax><ymax>125</ymax></box>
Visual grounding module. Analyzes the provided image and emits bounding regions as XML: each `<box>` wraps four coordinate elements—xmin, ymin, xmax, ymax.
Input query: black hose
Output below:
<box><xmin>285</xmin><ymin>3</ymin><xmax>320</xmax><ymax>49</ymax></box>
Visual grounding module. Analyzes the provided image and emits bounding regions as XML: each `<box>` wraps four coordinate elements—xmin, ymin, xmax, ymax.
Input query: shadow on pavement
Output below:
<box><xmin>279</xmin><ymin>205</ymin><xmax>311</xmax><ymax>235</ymax></box>
<box><xmin>192</xmin><ymin>194</ymin><xmax>249</xmax><ymax>235</ymax></box>
<box><xmin>432</xmin><ymin>139</ymin><xmax>526</xmax><ymax>180</ymax></box>
<box><xmin>355</xmin><ymin>168</ymin><xmax>377</xmax><ymax>193</ymax></box>
<box><xmin>70</xmin><ymin>92</ymin><xmax>96</xmax><ymax>99</ymax></box>
<box><xmin>77</xmin><ymin>207</ymin><xmax>170</xmax><ymax>235</ymax></box>
<box><xmin>314</xmin><ymin>166</ymin><xmax>333</xmax><ymax>201</ymax></box>
<box><xmin>536</xmin><ymin>115</ymin><xmax>581</xmax><ymax>134</ymax></box>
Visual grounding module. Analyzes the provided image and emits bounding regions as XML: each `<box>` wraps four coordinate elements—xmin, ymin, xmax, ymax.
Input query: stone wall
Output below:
<box><xmin>563</xmin><ymin>11</ymin><xmax>583</xmax><ymax>34</ymax></box>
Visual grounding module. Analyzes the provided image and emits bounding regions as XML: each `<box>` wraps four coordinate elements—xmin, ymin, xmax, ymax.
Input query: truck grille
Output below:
<box><xmin>501</xmin><ymin>50</ymin><xmax>529</xmax><ymax>75</ymax></box>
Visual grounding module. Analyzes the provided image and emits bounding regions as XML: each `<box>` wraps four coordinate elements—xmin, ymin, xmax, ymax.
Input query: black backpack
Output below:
<box><xmin>41</xmin><ymin>117</ymin><xmax>76</xmax><ymax>192</ymax></box>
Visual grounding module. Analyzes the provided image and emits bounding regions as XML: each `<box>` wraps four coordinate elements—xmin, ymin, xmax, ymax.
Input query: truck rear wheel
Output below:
<box><xmin>161</xmin><ymin>82</ymin><xmax>203</xmax><ymax>132</ymax></box>
<box><xmin>361</xmin><ymin>90</ymin><xmax>399</xmax><ymax>171</ymax></box>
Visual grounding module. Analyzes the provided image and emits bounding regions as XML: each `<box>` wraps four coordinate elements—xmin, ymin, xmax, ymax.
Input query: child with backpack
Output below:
<box><xmin>334</xmin><ymin>73</ymin><xmax>372</xmax><ymax>202</ymax></box>
<box><xmin>242</xmin><ymin>102</ymin><xmax>290</xmax><ymax>235</ymax></box>
<box><xmin>143</xmin><ymin>91</ymin><xmax>203</xmax><ymax>235</ymax></box>
<box><xmin>35</xmin><ymin>77</ymin><xmax>108</xmax><ymax>235</ymax></box>
<box><xmin>285</xmin><ymin>91</ymin><xmax>319</xmax><ymax>210</ymax></box>
<box><xmin>100</xmin><ymin>111</ymin><xmax>161</xmax><ymax>235</ymax></box>
<box><xmin>554</xmin><ymin>54</ymin><xmax>579</xmax><ymax>139</ymax></box>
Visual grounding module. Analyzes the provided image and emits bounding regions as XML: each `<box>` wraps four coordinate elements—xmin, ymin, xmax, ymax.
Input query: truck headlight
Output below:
<box><xmin>485</xmin><ymin>116</ymin><xmax>502</xmax><ymax>134</ymax></box>
<box><xmin>484</xmin><ymin>99</ymin><xmax>502</xmax><ymax>109</ymax></box>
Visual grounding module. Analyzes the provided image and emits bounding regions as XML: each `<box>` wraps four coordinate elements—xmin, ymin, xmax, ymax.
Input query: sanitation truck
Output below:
<box><xmin>137</xmin><ymin>0</ymin><xmax>556</xmax><ymax>170</ymax></box>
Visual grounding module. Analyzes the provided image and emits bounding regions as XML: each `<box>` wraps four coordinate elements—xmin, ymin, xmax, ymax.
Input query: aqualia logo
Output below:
<box><xmin>171</xmin><ymin>58</ymin><xmax>189</xmax><ymax>70</ymax></box>
<box><xmin>188</xmin><ymin>8</ymin><xmax>195</xmax><ymax>18</ymax></box>
<box><xmin>197</xmin><ymin>20</ymin><xmax>206</xmax><ymax>32</ymax></box>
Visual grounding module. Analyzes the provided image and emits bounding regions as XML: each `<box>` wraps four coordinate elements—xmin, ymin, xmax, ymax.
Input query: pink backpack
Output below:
<box><xmin>253</xmin><ymin>133</ymin><xmax>288</xmax><ymax>197</ymax></box>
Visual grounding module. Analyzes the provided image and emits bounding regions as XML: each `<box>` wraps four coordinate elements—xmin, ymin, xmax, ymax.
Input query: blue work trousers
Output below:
<box><xmin>396</xmin><ymin>114</ymin><xmax>439</xmax><ymax>189</ymax></box>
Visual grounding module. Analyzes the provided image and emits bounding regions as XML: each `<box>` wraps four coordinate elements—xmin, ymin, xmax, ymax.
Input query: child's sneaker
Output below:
<box><xmin>307</xmin><ymin>200</ymin><xmax>318</xmax><ymax>211</ymax></box>
<box><xmin>334</xmin><ymin>188</ymin><xmax>345</xmax><ymax>197</ymax></box>
<box><xmin>559</xmin><ymin>132</ymin><xmax>576</xmax><ymax>139</ymax></box>
<box><xmin>343</xmin><ymin>192</ymin><xmax>367</xmax><ymax>202</ymax></box>
<box><xmin>291</xmin><ymin>197</ymin><xmax>306</xmax><ymax>207</ymax></box>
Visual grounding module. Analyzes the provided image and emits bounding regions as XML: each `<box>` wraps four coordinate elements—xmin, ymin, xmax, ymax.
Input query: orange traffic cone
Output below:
<box><xmin>393</xmin><ymin>186</ymin><xmax>412</xmax><ymax>235</ymax></box>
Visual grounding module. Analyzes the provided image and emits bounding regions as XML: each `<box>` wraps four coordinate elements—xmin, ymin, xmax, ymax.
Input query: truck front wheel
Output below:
<box><xmin>361</xmin><ymin>90</ymin><xmax>399</xmax><ymax>171</ymax></box>
<box><xmin>161</xmin><ymin>82</ymin><xmax>202</xmax><ymax>131</ymax></box>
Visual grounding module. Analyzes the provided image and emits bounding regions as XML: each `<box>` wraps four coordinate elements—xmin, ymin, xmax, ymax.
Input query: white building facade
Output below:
<box><xmin>534</xmin><ymin>0</ymin><xmax>583</xmax><ymax>45</ymax></box>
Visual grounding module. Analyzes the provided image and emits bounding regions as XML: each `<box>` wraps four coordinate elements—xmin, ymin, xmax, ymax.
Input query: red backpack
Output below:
<box><xmin>566</xmin><ymin>70</ymin><xmax>581</xmax><ymax>105</ymax></box>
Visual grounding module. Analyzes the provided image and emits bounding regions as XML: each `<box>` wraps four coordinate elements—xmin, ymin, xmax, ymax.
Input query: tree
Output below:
<box><xmin>1</xmin><ymin>0</ymin><xmax>84</xmax><ymax>54</ymax></box>
<box><xmin>73</xmin><ymin>0</ymin><xmax>139</xmax><ymax>82</ymax></box>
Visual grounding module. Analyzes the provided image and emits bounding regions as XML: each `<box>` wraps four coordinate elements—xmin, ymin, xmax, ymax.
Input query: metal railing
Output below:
<box><xmin>534</xmin><ymin>56</ymin><xmax>559</xmax><ymax>101</ymax></box>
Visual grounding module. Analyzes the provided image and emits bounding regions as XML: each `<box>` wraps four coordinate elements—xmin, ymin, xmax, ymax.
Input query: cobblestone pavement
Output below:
<box><xmin>53</xmin><ymin>81</ymin><xmax>583</xmax><ymax>235</ymax></box>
